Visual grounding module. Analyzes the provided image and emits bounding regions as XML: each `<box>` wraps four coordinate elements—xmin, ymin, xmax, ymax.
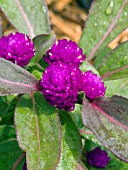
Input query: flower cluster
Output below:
<box><xmin>44</xmin><ymin>39</ymin><xmax>86</xmax><ymax>66</ymax></box>
<box><xmin>0</xmin><ymin>31</ymin><xmax>106</xmax><ymax>111</ymax></box>
<box><xmin>40</xmin><ymin>39</ymin><xmax>106</xmax><ymax>111</ymax></box>
<box><xmin>86</xmin><ymin>147</ymin><xmax>110</xmax><ymax>168</ymax></box>
<box><xmin>40</xmin><ymin>62</ymin><xmax>81</xmax><ymax>111</ymax></box>
<box><xmin>0</xmin><ymin>32</ymin><xmax>35</xmax><ymax>66</ymax></box>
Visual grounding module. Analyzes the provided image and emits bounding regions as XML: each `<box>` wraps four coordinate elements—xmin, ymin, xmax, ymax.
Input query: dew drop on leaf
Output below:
<box><xmin>105</xmin><ymin>1</ymin><xmax>114</xmax><ymax>15</ymax></box>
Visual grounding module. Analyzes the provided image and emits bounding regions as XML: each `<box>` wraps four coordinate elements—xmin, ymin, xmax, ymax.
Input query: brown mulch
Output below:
<box><xmin>46</xmin><ymin>0</ymin><xmax>87</xmax><ymax>43</ymax></box>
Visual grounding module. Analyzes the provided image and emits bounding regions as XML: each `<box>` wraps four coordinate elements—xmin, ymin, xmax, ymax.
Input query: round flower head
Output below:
<box><xmin>40</xmin><ymin>62</ymin><xmax>82</xmax><ymax>111</ymax></box>
<box><xmin>81</xmin><ymin>70</ymin><xmax>106</xmax><ymax>100</ymax></box>
<box><xmin>0</xmin><ymin>32</ymin><xmax>35</xmax><ymax>66</ymax></box>
<box><xmin>44</xmin><ymin>39</ymin><xmax>86</xmax><ymax>66</ymax></box>
<box><xmin>86</xmin><ymin>147</ymin><xmax>110</xmax><ymax>168</ymax></box>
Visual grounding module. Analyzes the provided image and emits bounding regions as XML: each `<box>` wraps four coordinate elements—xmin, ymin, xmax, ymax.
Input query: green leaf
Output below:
<box><xmin>0</xmin><ymin>95</ymin><xmax>19</xmax><ymax>125</ymax></box>
<box><xmin>0</xmin><ymin>0</ymin><xmax>51</xmax><ymax>38</ymax></box>
<box><xmin>28</xmin><ymin>31</ymin><xmax>56</xmax><ymax>66</ymax></box>
<box><xmin>0</xmin><ymin>58</ymin><xmax>39</xmax><ymax>96</ymax></box>
<box><xmin>94</xmin><ymin>46</ymin><xmax>112</xmax><ymax>68</ymax></box>
<box><xmin>82</xmin><ymin>96</ymin><xmax>128</xmax><ymax>162</ymax></box>
<box><xmin>69</xmin><ymin>104</ymin><xmax>83</xmax><ymax>128</ymax></box>
<box><xmin>79</xmin><ymin>0</ymin><xmax>128</xmax><ymax>60</ymax></box>
<box><xmin>0</xmin><ymin>125</ymin><xmax>24</xmax><ymax>170</ymax></box>
<box><xmin>56</xmin><ymin>110</ymin><xmax>82</xmax><ymax>170</ymax></box>
<box><xmin>80</xmin><ymin>61</ymin><xmax>99</xmax><ymax>75</ymax></box>
<box><xmin>80</xmin><ymin>127</ymin><xmax>101</xmax><ymax>146</ymax></box>
<box><xmin>97</xmin><ymin>41</ymin><xmax>128</xmax><ymax>80</ymax></box>
<box><xmin>26</xmin><ymin>65</ymin><xmax>43</xmax><ymax>80</ymax></box>
<box><xmin>0</xmin><ymin>111</ymin><xmax>14</xmax><ymax>125</ymax></box>
<box><xmin>105</xmin><ymin>78</ymin><xmax>128</xmax><ymax>98</ymax></box>
<box><xmin>0</xmin><ymin>125</ymin><xmax>16</xmax><ymax>143</ymax></box>
<box><xmin>0</xmin><ymin>97</ymin><xmax>8</xmax><ymax>117</ymax></box>
<box><xmin>15</xmin><ymin>92</ymin><xmax>62</xmax><ymax>170</ymax></box>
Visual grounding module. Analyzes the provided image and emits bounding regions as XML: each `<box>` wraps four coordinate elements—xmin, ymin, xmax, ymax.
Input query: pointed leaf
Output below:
<box><xmin>56</xmin><ymin>110</ymin><xmax>82</xmax><ymax>170</ymax></box>
<box><xmin>15</xmin><ymin>92</ymin><xmax>62</xmax><ymax>170</ymax></box>
<box><xmin>0</xmin><ymin>58</ymin><xmax>39</xmax><ymax>96</ymax></box>
<box><xmin>29</xmin><ymin>31</ymin><xmax>56</xmax><ymax>66</ymax></box>
<box><xmin>96</xmin><ymin>41</ymin><xmax>128</xmax><ymax>80</ymax></box>
<box><xmin>0</xmin><ymin>125</ymin><xmax>24</xmax><ymax>170</ymax></box>
<box><xmin>79</xmin><ymin>0</ymin><xmax>128</xmax><ymax>60</ymax></box>
<box><xmin>82</xmin><ymin>96</ymin><xmax>128</xmax><ymax>162</ymax></box>
<box><xmin>0</xmin><ymin>0</ymin><xmax>50</xmax><ymax>38</ymax></box>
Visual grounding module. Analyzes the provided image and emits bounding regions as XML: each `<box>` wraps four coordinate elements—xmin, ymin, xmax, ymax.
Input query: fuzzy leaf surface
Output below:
<box><xmin>82</xmin><ymin>96</ymin><xmax>128</xmax><ymax>162</ymax></box>
<box><xmin>97</xmin><ymin>41</ymin><xmax>128</xmax><ymax>80</ymax></box>
<box><xmin>0</xmin><ymin>58</ymin><xmax>39</xmax><ymax>96</ymax></box>
<box><xmin>0</xmin><ymin>0</ymin><xmax>50</xmax><ymax>38</ymax></box>
<box><xmin>56</xmin><ymin>110</ymin><xmax>82</xmax><ymax>170</ymax></box>
<box><xmin>15</xmin><ymin>92</ymin><xmax>62</xmax><ymax>170</ymax></box>
<box><xmin>79</xmin><ymin>0</ymin><xmax>128</xmax><ymax>60</ymax></box>
<box><xmin>105</xmin><ymin>78</ymin><xmax>128</xmax><ymax>98</ymax></box>
<box><xmin>29</xmin><ymin>31</ymin><xmax>56</xmax><ymax>66</ymax></box>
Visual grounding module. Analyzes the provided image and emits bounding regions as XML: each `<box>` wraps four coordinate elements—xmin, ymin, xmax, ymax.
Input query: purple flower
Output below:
<box><xmin>22</xmin><ymin>161</ymin><xmax>27</xmax><ymax>170</ymax></box>
<box><xmin>0</xmin><ymin>32</ymin><xmax>35</xmax><ymax>66</ymax></box>
<box><xmin>86</xmin><ymin>147</ymin><xmax>110</xmax><ymax>168</ymax></box>
<box><xmin>44</xmin><ymin>39</ymin><xmax>86</xmax><ymax>66</ymax></box>
<box><xmin>81</xmin><ymin>70</ymin><xmax>106</xmax><ymax>100</ymax></box>
<box><xmin>39</xmin><ymin>62</ymin><xmax>82</xmax><ymax>111</ymax></box>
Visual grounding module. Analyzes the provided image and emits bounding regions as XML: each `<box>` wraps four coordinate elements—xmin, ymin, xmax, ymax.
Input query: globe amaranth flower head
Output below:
<box><xmin>39</xmin><ymin>62</ymin><xmax>82</xmax><ymax>111</ymax></box>
<box><xmin>0</xmin><ymin>32</ymin><xmax>35</xmax><ymax>66</ymax></box>
<box><xmin>86</xmin><ymin>147</ymin><xmax>110</xmax><ymax>168</ymax></box>
<box><xmin>44</xmin><ymin>39</ymin><xmax>86</xmax><ymax>66</ymax></box>
<box><xmin>81</xmin><ymin>70</ymin><xmax>106</xmax><ymax>100</ymax></box>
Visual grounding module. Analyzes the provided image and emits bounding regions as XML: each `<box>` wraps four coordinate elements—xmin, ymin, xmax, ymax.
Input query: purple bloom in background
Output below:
<box><xmin>81</xmin><ymin>70</ymin><xmax>106</xmax><ymax>100</ymax></box>
<box><xmin>22</xmin><ymin>161</ymin><xmax>27</xmax><ymax>170</ymax></box>
<box><xmin>0</xmin><ymin>32</ymin><xmax>35</xmax><ymax>66</ymax></box>
<box><xmin>40</xmin><ymin>62</ymin><xmax>82</xmax><ymax>111</ymax></box>
<box><xmin>86</xmin><ymin>147</ymin><xmax>110</xmax><ymax>168</ymax></box>
<box><xmin>44</xmin><ymin>39</ymin><xmax>86</xmax><ymax>66</ymax></box>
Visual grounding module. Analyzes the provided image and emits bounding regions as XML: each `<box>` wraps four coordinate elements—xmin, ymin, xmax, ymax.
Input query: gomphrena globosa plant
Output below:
<box><xmin>0</xmin><ymin>0</ymin><xmax>128</xmax><ymax>169</ymax></box>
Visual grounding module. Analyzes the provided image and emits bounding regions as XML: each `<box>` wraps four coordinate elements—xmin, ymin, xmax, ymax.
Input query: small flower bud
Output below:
<box><xmin>86</xmin><ymin>147</ymin><xmax>110</xmax><ymax>168</ymax></box>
